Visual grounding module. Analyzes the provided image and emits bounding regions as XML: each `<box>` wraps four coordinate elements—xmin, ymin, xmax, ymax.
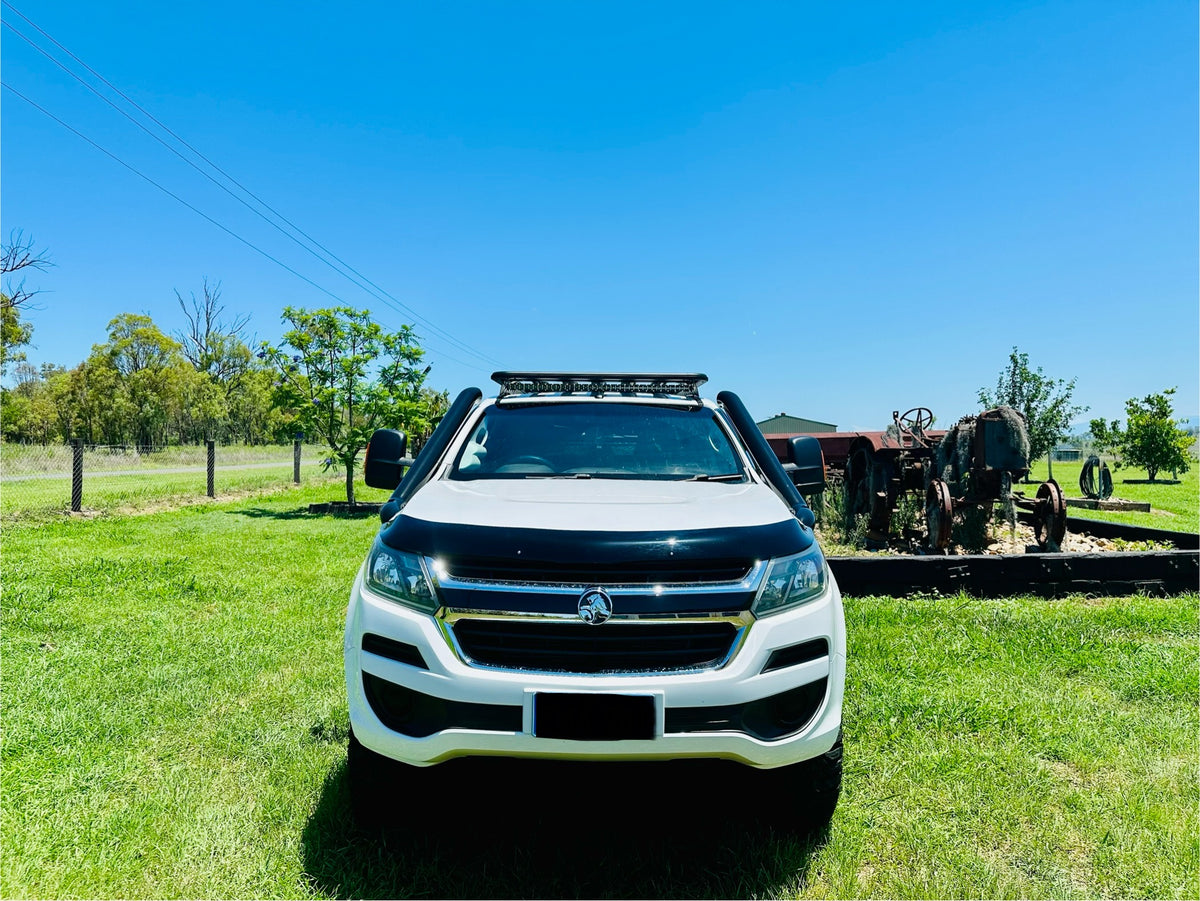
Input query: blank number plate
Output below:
<box><xmin>533</xmin><ymin>693</ymin><xmax>655</xmax><ymax>741</ymax></box>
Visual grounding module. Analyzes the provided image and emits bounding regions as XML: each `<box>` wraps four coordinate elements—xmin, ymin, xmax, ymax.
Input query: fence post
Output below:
<box><xmin>71</xmin><ymin>439</ymin><xmax>83</xmax><ymax>512</ymax></box>
<box><xmin>206</xmin><ymin>439</ymin><xmax>216</xmax><ymax>498</ymax></box>
<box><xmin>293</xmin><ymin>432</ymin><xmax>303</xmax><ymax>485</ymax></box>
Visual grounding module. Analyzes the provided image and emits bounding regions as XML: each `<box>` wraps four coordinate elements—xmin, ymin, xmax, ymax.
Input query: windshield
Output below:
<box><xmin>450</xmin><ymin>403</ymin><xmax>746</xmax><ymax>480</ymax></box>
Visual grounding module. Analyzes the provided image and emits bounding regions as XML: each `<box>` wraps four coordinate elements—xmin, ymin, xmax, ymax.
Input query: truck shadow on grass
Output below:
<box><xmin>232</xmin><ymin>506</ymin><xmax>378</xmax><ymax>521</ymax></box>
<box><xmin>231</xmin><ymin>507</ymin><xmax>317</xmax><ymax>520</ymax></box>
<box><xmin>301</xmin><ymin>757</ymin><xmax>828</xmax><ymax>899</ymax></box>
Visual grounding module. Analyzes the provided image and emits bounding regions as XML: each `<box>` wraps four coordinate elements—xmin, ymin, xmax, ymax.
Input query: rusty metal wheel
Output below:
<box><xmin>1033</xmin><ymin>479</ymin><xmax>1067</xmax><ymax>549</ymax></box>
<box><xmin>926</xmin><ymin>479</ymin><xmax>953</xmax><ymax>550</ymax></box>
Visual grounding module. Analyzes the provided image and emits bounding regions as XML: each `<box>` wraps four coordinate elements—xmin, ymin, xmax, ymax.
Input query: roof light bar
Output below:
<box><xmin>491</xmin><ymin>371</ymin><xmax>708</xmax><ymax>400</ymax></box>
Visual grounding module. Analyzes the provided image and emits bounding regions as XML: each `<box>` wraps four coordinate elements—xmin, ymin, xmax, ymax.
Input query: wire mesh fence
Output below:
<box><xmin>0</xmin><ymin>441</ymin><xmax>335</xmax><ymax>519</ymax></box>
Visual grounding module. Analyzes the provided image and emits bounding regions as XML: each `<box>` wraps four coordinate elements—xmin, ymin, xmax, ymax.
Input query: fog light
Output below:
<box><xmin>364</xmin><ymin>672</ymin><xmax>415</xmax><ymax>724</ymax></box>
<box><xmin>772</xmin><ymin>685</ymin><xmax>819</xmax><ymax>730</ymax></box>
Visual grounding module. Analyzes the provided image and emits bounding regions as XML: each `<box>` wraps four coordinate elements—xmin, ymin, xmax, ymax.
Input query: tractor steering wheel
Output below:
<box><xmin>897</xmin><ymin>407</ymin><xmax>934</xmax><ymax>434</ymax></box>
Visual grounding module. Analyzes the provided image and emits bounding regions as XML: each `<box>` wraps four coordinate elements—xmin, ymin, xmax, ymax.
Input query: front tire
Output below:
<box><xmin>760</xmin><ymin>732</ymin><xmax>843</xmax><ymax>834</ymax></box>
<box><xmin>347</xmin><ymin>729</ymin><xmax>416</xmax><ymax>832</ymax></box>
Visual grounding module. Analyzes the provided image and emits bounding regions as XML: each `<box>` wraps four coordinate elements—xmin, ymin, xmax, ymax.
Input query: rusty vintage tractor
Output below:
<box><xmin>768</xmin><ymin>406</ymin><xmax>1068</xmax><ymax>551</ymax></box>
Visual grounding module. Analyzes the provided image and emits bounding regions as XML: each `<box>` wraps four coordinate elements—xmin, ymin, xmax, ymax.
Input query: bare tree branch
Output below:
<box><xmin>173</xmin><ymin>278</ymin><xmax>252</xmax><ymax>387</ymax></box>
<box><xmin>1</xmin><ymin>229</ymin><xmax>53</xmax><ymax>312</ymax></box>
<box><xmin>1</xmin><ymin>230</ymin><xmax>52</xmax><ymax>371</ymax></box>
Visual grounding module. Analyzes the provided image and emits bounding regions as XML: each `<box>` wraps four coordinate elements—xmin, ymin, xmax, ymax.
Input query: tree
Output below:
<box><xmin>0</xmin><ymin>362</ymin><xmax>63</xmax><ymax>443</ymax></box>
<box><xmin>174</xmin><ymin>279</ymin><xmax>253</xmax><ymax>391</ymax></box>
<box><xmin>227</xmin><ymin>367</ymin><xmax>293</xmax><ymax>444</ymax></box>
<box><xmin>172</xmin><ymin>365</ymin><xmax>229</xmax><ymax>445</ymax></box>
<box><xmin>105</xmin><ymin>313</ymin><xmax>181</xmax><ymax>376</ymax></box>
<box><xmin>1</xmin><ymin>230</ymin><xmax>52</xmax><ymax>373</ymax></box>
<box><xmin>1089</xmin><ymin>387</ymin><xmax>1193</xmax><ymax>482</ymax></box>
<box><xmin>412</xmin><ymin>387</ymin><xmax>450</xmax><ymax>450</ymax></box>
<box><xmin>978</xmin><ymin>347</ymin><xmax>1086</xmax><ymax>481</ymax></box>
<box><xmin>261</xmin><ymin>307</ymin><xmax>428</xmax><ymax>504</ymax></box>
<box><xmin>89</xmin><ymin>314</ymin><xmax>191</xmax><ymax>447</ymax></box>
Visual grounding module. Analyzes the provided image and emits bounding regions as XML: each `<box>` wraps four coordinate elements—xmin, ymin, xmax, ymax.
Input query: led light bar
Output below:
<box><xmin>492</xmin><ymin>371</ymin><xmax>708</xmax><ymax>400</ymax></box>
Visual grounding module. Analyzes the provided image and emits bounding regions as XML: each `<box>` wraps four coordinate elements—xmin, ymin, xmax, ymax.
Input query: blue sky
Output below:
<box><xmin>3</xmin><ymin>0</ymin><xmax>1196</xmax><ymax>430</ymax></box>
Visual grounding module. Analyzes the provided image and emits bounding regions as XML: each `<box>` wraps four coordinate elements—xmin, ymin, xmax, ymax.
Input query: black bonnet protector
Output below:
<box><xmin>380</xmin><ymin>516</ymin><xmax>814</xmax><ymax>614</ymax></box>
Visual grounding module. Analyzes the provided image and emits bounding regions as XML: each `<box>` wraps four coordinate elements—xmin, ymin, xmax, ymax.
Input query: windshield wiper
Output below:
<box><xmin>685</xmin><ymin>473</ymin><xmax>744</xmax><ymax>482</ymax></box>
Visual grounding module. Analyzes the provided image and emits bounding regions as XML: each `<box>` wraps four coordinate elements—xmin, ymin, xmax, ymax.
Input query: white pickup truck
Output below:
<box><xmin>344</xmin><ymin>373</ymin><xmax>845</xmax><ymax>831</ymax></box>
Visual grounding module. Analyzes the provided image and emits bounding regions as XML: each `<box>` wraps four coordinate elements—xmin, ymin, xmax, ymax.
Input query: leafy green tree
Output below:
<box><xmin>0</xmin><ymin>387</ymin><xmax>29</xmax><ymax>441</ymax></box>
<box><xmin>228</xmin><ymin>367</ymin><xmax>293</xmax><ymax>444</ymax></box>
<box><xmin>105</xmin><ymin>313</ymin><xmax>181</xmax><ymax>376</ymax></box>
<box><xmin>87</xmin><ymin>314</ymin><xmax>191</xmax><ymax>447</ymax></box>
<box><xmin>1087</xmin><ymin>418</ymin><xmax>1120</xmax><ymax>456</ymax></box>
<box><xmin>412</xmin><ymin>387</ymin><xmax>450</xmax><ymax>450</ymax></box>
<box><xmin>42</xmin><ymin>364</ymin><xmax>74</xmax><ymax>441</ymax></box>
<box><xmin>261</xmin><ymin>307</ymin><xmax>428</xmax><ymax>504</ymax></box>
<box><xmin>1</xmin><ymin>231</ymin><xmax>52</xmax><ymax>373</ymax></box>
<box><xmin>0</xmin><ymin>293</ymin><xmax>32</xmax><ymax>373</ymax></box>
<box><xmin>0</xmin><ymin>362</ymin><xmax>62</xmax><ymax>442</ymax></box>
<box><xmin>978</xmin><ymin>347</ymin><xmax>1086</xmax><ymax>481</ymax></box>
<box><xmin>1089</xmin><ymin>388</ymin><xmax>1193</xmax><ymax>482</ymax></box>
<box><xmin>57</xmin><ymin>359</ymin><xmax>116</xmax><ymax>444</ymax></box>
<box><xmin>173</xmin><ymin>366</ymin><xmax>229</xmax><ymax>444</ymax></box>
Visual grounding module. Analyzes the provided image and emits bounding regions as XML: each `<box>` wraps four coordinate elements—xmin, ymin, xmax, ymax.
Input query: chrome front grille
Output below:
<box><xmin>431</xmin><ymin>557</ymin><xmax>763</xmax><ymax>673</ymax></box>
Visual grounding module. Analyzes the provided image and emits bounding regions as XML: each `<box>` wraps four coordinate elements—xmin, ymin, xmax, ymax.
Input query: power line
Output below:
<box><xmin>2</xmin><ymin>9</ymin><xmax>500</xmax><ymax>369</ymax></box>
<box><xmin>1</xmin><ymin>0</ymin><xmax>502</xmax><ymax>368</ymax></box>
<box><xmin>3</xmin><ymin>19</ymin><xmax>494</xmax><ymax>367</ymax></box>
<box><xmin>1</xmin><ymin>81</ymin><xmax>490</xmax><ymax>375</ymax></box>
<box><xmin>2</xmin><ymin>2</ymin><xmax>499</xmax><ymax>369</ymax></box>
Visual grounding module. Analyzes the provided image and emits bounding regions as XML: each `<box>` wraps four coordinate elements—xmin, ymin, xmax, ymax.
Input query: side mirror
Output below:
<box><xmin>364</xmin><ymin>429</ymin><xmax>408</xmax><ymax>489</ymax></box>
<box><xmin>786</xmin><ymin>436</ymin><xmax>826</xmax><ymax>494</ymax></box>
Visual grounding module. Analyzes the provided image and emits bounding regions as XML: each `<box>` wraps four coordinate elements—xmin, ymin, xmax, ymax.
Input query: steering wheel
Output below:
<box><xmin>508</xmin><ymin>455</ymin><xmax>555</xmax><ymax>469</ymax></box>
<box><xmin>897</xmin><ymin>407</ymin><xmax>934</xmax><ymax>433</ymax></box>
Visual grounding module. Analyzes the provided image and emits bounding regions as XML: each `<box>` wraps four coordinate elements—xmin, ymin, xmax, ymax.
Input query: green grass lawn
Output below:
<box><xmin>2</xmin><ymin>485</ymin><xmax>1196</xmax><ymax>898</ymax></box>
<box><xmin>0</xmin><ymin>462</ymin><xmax>382</xmax><ymax>521</ymax></box>
<box><xmin>1026</xmin><ymin>458</ymin><xmax>1199</xmax><ymax>536</ymax></box>
<box><xmin>0</xmin><ymin>442</ymin><xmax>376</xmax><ymax>521</ymax></box>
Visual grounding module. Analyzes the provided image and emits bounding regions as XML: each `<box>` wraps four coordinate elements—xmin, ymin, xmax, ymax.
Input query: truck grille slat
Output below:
<box><xmin>450</xmin><ymin>620</ymin><xmax>739</xmax><ymax>673</ymax></box>
<box><xmin>442</xmin><ymin>558</ymin><xmax>753</xmax><ymax>585</ymax></box>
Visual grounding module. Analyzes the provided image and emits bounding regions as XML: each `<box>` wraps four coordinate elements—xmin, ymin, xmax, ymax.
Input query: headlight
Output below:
<box><xmin>752</xmin><ymin>546</ymin><xmax>827</xmax><ymax>617</ymax></box>
<box><xmin>365</xmin><ymin>540</ymin><xmax>438</xmax><ymax>613</ymax></box>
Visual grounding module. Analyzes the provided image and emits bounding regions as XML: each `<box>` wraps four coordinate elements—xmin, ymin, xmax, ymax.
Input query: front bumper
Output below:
<box><xmin>344</xmin><ymin>568</ymin><xmax>846</xmax><ymax>769</ymax></box>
